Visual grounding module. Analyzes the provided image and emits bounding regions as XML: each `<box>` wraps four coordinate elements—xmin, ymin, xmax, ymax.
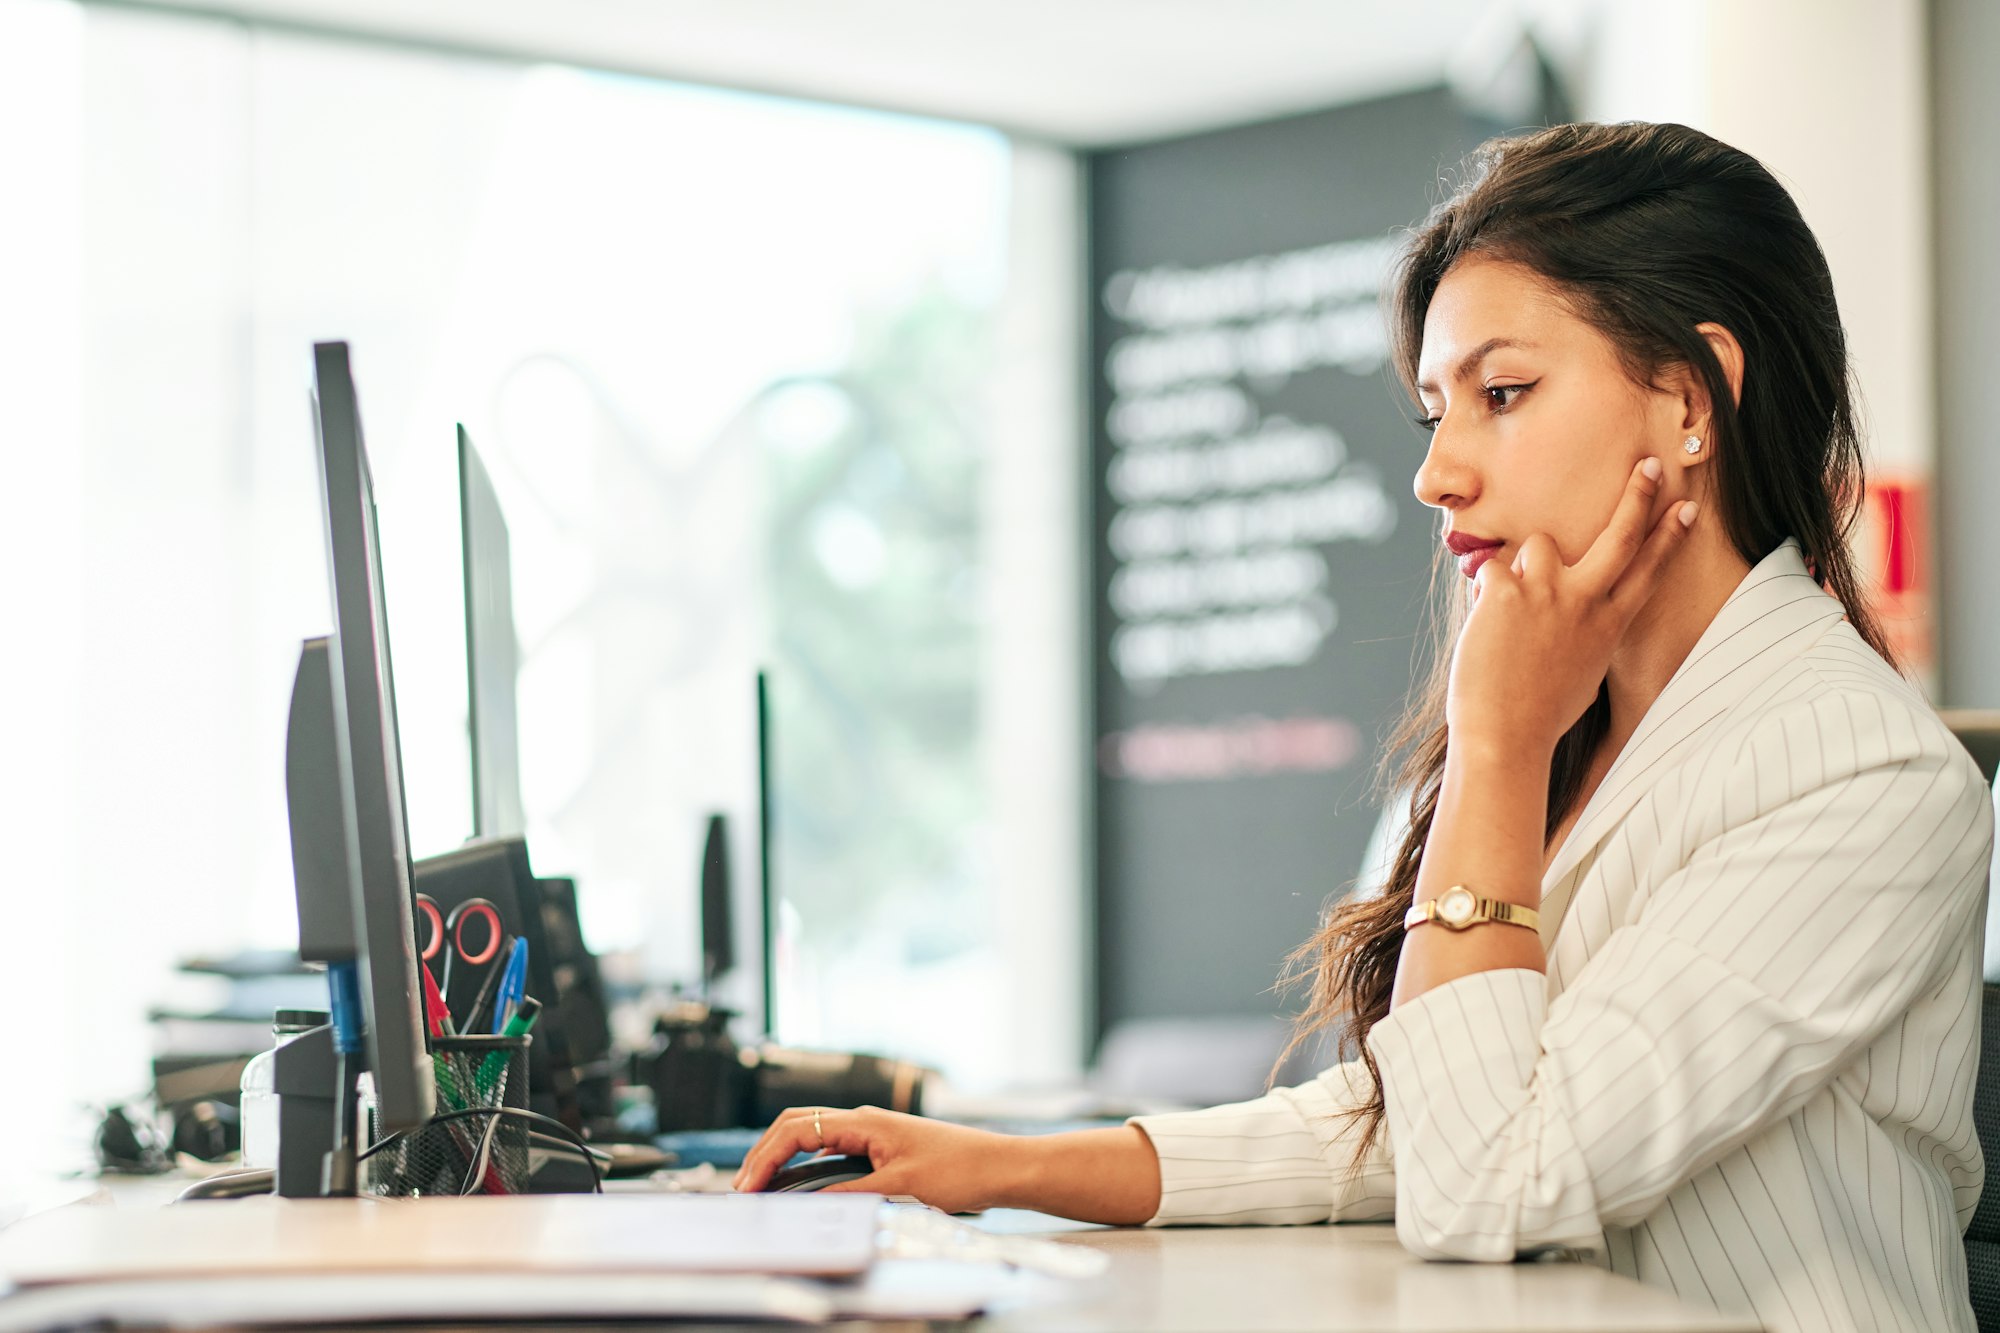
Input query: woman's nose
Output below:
<box><xmin>1413</xmin><ymin>432</ymin><xmax>1477</xmax><ymax>512</ymax></box>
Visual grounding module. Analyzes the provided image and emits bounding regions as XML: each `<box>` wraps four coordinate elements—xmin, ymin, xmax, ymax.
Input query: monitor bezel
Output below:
<box><xmin>310</xmin><ymin>340</ymin><xmax>437</xmax><ymax>1134</ymax></box>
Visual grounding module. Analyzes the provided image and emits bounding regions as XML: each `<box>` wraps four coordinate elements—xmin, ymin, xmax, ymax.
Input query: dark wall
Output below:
<box><xmin>1087</xmin><ymin>87</ymin><xmax>1516</xmax><ymax>1038</ymax></box>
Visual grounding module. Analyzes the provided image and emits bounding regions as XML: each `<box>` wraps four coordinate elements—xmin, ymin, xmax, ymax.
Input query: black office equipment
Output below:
<box><xmin>310</xmin><ymin>340</ymin><xmax>436</xmax><ymax>1136</ymax></box>
<box><xmin>635</xmin><ymin>670</ymin><xmax>931</xmax><ymax>1135</ymax></box>
<box><xmin>411</xmin><ymin>837</ymin><xmax>612</xmax><ymax>1135</ymax></box>
<box><xmin>1965</xmin><ymin>983</ymin><xmax>2000</xmax><ymax>1326</ymax></box>
<box><xmin>364</xmin><ymin>1033</ymin><xmax>533</xmax><ymax>1197</ymax></box>
<box><xmin>440</xmin><ymin>428</ymin><xmax>614</xmax><ymax>1137</ymax></box>
<box><xmin>755</xmin><ymin>670</ymin><xmax>777</xmax><ymax>1040</ymax></box>
<box><xmin>685</xmin><ymin>676</ymin><xmax>774</xmax><ymax>1040</ymax></box>
<box><xmin>636</xmin><ymin>796</ymin><xmax>760</xmax><ymax>1133</ymax></box>
<box><xmin>765</xmin><ymin>1154</ymin><xmax>873</xmax><ymax>1194</ymax></box>
<box><xmin>275</xmin><ymin>340</ymin><xmax>441</xmax><ymax>1202</ymax></box>
<box><xmin>686</xmin><ymin>680</ymin><xmax>775</xmax><ymax>1040</ymax></box>
<box><xmin>637</xmin><ymin>722</ymin><xmax>931</xmax><ymax>1135</ymax></box>
<box><xmin>285</xmin><ymin>638</ymin><xmax>356</xmax><ymax>967</ymax></box>
<box><xmin>274</xmin><ymin>637</ymin><xmax>353</xmax><ymax>1196</ymax></box>
<box><xmin>91</xmin><ymin>1105</ymin><xmax>169</xmax><ymax>1176</ymax></box>
<box><xmin>700</xmin><ymin>813</ymin><xmax>734</xmax><ymax>992</ymax></box>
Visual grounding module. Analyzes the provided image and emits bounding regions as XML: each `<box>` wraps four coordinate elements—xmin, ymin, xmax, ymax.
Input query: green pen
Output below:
<box><xmin>475</xmin><ymin>996</ymin><xmax>541</xmax><ymax>1099</ymax></box>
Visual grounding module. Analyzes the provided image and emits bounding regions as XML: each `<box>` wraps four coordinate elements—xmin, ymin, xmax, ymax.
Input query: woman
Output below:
<box><xmin>736</xmin><ymin>122</ymin><xmax>1994</xmax><ymax>1333</ymax></box>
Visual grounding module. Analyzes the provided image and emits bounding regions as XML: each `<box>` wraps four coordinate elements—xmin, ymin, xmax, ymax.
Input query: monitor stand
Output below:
<box><xmin>274</xmin><ymin>638</ymin><xmax>365</xmax><ymax>1199</ymax></box>
<box><xmin>272</xmin><ymin>1024</ymin><xmax>361</xmax><ymax>1198</ymax></box>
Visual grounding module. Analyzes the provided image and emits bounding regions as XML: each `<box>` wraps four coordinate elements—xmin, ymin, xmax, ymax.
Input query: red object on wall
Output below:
<box><xmin>1862</xmin><ymin>475</ymin><xmax>1932</xmax><ymax>677</ymax></box>
<box><xmin>1875</xmin><ymin>481</ymin><xmax>1919</xmax><ymax>595</ymax></box>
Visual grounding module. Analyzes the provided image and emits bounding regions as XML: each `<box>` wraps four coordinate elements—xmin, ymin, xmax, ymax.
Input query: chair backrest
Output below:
<box><xmin>1940</xmin><ymin>711</ymin><xmax>2000</xmax><ymax>983</ymax></box>
<box><xmin>1942</xmin><ymin>710</ymin><xmax>2000</xmax><ymax>787</ymax></box>
<box><xmin>1965</xmin><ymin>983</ymin><xmax>2000</xmax><ymax>1329</ymax></box>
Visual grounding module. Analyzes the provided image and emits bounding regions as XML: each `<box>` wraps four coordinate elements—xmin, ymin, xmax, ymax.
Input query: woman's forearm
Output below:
<box><xmin>998</xmin><ymin>1126</ymin><xmax>1163</xmax><ymax>1225</ymax></box>
<box><xmin>1392</xmin><ymin>739</ymin><xmax>1551</xmax><ymax>1007</ymax></box>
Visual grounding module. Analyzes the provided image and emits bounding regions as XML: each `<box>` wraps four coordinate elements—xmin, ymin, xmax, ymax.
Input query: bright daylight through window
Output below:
<box><xmin>0</xmin><ymin>0</ymin><xmax>1082</xmax><ymax>1169</ymax></box>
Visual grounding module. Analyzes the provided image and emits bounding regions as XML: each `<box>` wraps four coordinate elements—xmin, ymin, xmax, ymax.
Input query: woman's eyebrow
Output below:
<box><xmin>1415</xmin><ymin>337</ymin><xmax>1539</xmax><ymax>397</ymax></box>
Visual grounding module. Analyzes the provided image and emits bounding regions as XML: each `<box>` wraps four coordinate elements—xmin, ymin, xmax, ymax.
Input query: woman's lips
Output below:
<box><xmin>1444</xmin><ymin>533</ymin><xmax>1504</xmax><ymax>580</ymax></box>
<box><xmin>1457</xmin><ymin>545</ymin><xmax>1500</xmax><ymax>579</ymax></box>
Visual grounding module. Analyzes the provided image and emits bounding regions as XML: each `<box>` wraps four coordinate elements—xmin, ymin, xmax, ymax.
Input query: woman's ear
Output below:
<box><xmin>1694</xmin><ymin>322</ymin><xmax>1746</xmax><ymax>412</ymax></box>
<box><xmin>1671</xmin><ymin>322</ymin><xmax>1746</xmax><ymax>469</ymax></box>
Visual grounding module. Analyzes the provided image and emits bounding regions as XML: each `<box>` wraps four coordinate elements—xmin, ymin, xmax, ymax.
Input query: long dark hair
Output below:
<box><xmin>1277</xmin><ymin>121</ymin><xmax>1897</xmax><ymax>1151</ymax></box>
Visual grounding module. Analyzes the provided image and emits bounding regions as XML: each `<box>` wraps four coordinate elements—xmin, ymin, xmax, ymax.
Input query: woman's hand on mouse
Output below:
<box><xmin>738</xmin><ymin>1108</ymin><xmax>1166</xmax><ymax>1224</ymax></box>
<box><xmin>1448</xmin><ymin>457</ymin><xmax>1698</xmax><ymax>758</ymax></box>
<box><xmin>733</xmin><ymin>1105</ymin><xmax>1027</xmax><ymax>1214</ymax></box>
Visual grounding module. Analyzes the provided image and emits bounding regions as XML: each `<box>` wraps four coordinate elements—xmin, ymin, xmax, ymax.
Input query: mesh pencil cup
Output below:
<box><xmin>364</xmin><ymin>1033</ymin><xmax>531</xmax><ymax>1197</ymax></box>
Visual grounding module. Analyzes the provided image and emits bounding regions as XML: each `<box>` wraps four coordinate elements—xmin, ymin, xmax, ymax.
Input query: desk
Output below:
<box><xmin>966</xmin><ymin>1212</ymin><xmax>1762</xmax><ymax>1332</ymax></box>
<box><xmin>3</xmin><ymin>1182</ymin><xmax>1761</xmax><ymax>1332</ymax></box>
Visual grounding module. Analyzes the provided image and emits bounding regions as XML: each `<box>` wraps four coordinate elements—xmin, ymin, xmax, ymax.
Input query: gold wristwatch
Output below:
<box><xmin>1403</xmin><ymin>885</ymin><xmax>1540</xmax><ymax>933</ymax></box>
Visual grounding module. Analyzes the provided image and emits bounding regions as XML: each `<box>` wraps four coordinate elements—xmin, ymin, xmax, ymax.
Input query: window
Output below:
<box><xmin>0</xmin><ymin>0</ymin><xmax>1082</xmax><ymax>1171</ymax></box>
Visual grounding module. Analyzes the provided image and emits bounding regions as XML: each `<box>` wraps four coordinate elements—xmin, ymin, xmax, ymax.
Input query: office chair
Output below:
<box><xmin>1938</xmin><ymin>712</ymin><xmax>2000</xmax><ymax>987</ymax></box>
<box><xmin>1968</xmin><ymin>984</ymin><xmax>2000</xmax><ymax>1330</ymax></box>
<box><xmin>1943</xmin><ymin>710</ymin><xmax>2000</xmax><ymax>788</ymax></box>
<box><xmin>1950</xmin><ymin>711</ymin><xmax>2000</xmax><ymax>1327</ymax></box>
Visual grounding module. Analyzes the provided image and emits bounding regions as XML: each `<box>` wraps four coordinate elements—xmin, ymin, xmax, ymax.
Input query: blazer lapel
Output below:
<box><xmin>1535</xmin><ymin>540</ymin><xmax>1850</xmax><ymax>933</ymax></box>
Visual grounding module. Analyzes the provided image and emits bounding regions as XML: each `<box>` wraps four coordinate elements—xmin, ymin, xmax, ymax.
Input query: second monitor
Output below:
<box><xmin>419</xmin><ymin>427</ymin><xmax>612</xmax><ymax>1132</ymax></box>
<box><xmin>460</xmin><ymin>424</ymin><xmax>527</xmax><ymax>842</ymax></box>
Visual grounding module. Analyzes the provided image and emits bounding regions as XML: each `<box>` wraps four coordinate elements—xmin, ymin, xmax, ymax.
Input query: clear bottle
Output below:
<box><xmin>239</xmin><ymin>1009</ymin><xmax>327</xmax><ymax>1169</ymax></box>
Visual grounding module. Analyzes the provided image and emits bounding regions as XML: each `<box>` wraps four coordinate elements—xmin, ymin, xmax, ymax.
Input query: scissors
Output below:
<box><xmin>414</xmin><ymin>894</ymin><xmax>506</xmax><ymax>1003</ymax></box>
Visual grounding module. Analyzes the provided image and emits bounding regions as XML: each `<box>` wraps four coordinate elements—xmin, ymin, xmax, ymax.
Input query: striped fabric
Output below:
<box><xmin>1131</xmin><ymin>540</ymin><xmax>1994</xmax><ymax>1333</ymax></box>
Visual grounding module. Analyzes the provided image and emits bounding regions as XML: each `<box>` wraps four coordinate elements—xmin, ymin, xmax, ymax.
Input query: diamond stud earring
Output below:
<box><xmin>1683</xmin><ymin>435</ymin><xmax>1702</xmax><ymax>455</ymax></box>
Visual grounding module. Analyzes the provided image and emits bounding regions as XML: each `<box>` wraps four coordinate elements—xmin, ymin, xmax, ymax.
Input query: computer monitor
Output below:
<box><xmin>458</xmin><ymin>426</ymin><xmax>526</xmax><ymax>841</ymax></box>
<box><xmin>694</xmin><ymin>675</ymin><xmax>779</xmax><ymax>1043</ymax></box>
<box><xmin>754</xmin><ymin>670</ymin><xmax>777</xmax><ymax>1039</ymax></box>
<box><xmin>310</xmin><ymin>340</ymin><xmax>437</xmax><ymax>1134</ymax></box>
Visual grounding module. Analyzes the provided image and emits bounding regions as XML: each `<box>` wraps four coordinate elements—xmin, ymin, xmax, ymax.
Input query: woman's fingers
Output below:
<box><xmin>1611</xmin><ymin>499</ymin><xmax>1700</xmax><ymax>612</ymax></box>
<box><xmin>1577</xmin><ymin>457</ymin><xmax>1665</xmax><ymax>589</ymax></box>
<box><xmin>1472</xmin><ymin>551</ymin><xmax>1519</xmax><ymax>602</ymax></box>
<box><xmin>732</xmin><ymin>1109</ymin><xmax>815</xmax><ymax>1192</ymax></box>
<box><xmin>1514</xmin><ymin>532</ymin><xmax>1562</xmax><ymax>583</ymax></box>
<box><xmin>734</xmin><ymin>1106</ymin><xmax>866</xmax><ymax>1192</ymax></box>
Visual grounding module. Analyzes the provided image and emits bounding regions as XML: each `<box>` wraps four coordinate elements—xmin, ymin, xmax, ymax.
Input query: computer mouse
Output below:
<box><xmin>764</xmin><ymin>1154</ymin><xmax>875</xmax><ymax>1193</ymax></box>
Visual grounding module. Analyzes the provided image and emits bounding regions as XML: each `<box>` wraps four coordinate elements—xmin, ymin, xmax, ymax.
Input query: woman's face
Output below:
<box><xmin>1412</xmin><ymin>256</ymin><xmax>1695</xmax><ymax>582</ymax></box>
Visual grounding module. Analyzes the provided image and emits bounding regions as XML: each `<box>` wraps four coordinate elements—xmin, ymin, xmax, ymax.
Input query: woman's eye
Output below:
<box><xmin>1413</xmin><ymin>414</ymin><xmax>1441</xmax><ymax>433</ymax></box>
<box><xmin>1483</xmin><ymin>382</ymin><xmax>1533</xmax><ymax>410</ymax></box>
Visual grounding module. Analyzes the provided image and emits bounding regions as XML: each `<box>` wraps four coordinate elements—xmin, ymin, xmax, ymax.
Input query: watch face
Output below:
<box><xmin>1438</xmin><ymin>886</ymin><xmax>1477</xmax><ymax>927</ymax></box>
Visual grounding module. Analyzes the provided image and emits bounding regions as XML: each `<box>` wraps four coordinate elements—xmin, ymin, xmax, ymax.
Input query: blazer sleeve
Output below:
<box><xmin>1127</xmin><ymin>1057</ymin><xmax>1396</xmax><ymax>1225</ymax></box>
<box><xmin>1364</xmin><ymin>689</ymin><xmax>1995</xmax><ymax>1261</ymax></box>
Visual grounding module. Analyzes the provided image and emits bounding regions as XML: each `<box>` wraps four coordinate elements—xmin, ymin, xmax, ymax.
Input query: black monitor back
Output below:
<box><xmin>310</xmin><ymin>340</ymin><xmax>436</xmax><ymax>1133</ymax></box>
<box><xmin>413</xmin><ymin>836</ymin><xmax>611</xmax><ymax>1127</ymax></box>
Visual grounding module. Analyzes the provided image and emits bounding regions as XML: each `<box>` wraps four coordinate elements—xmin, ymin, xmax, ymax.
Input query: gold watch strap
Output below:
<box><xmin>1403</xmin><ymin>885</ymin><xmax>1541</xmax><ymax>933</ymax></box>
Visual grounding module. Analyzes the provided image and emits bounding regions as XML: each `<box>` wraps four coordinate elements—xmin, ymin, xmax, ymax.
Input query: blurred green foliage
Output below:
<box><xmin>760</xmin><ymin>279</ymin><xmax>991</xmax><ymax>958</ymax></box>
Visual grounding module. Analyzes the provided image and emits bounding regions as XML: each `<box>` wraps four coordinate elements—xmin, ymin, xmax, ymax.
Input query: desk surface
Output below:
<box><xmin>3</xmin><ymin>1180</ymin><xmax>1761</xmax><ymax>1332</ymax></box>
<box><xmin>969</xmin><ymin>1211</ymin><xmax>1762</xmax><ymax>1333</ymax></box>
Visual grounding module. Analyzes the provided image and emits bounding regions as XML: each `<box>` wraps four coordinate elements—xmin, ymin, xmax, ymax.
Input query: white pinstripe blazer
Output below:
<box><xmin>1131</xmin><ymin>541</ymin><xmax>1994</xmax><ymax>1333</ymax></box>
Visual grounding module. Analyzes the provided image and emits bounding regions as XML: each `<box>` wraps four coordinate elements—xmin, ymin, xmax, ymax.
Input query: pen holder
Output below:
<box><xmin>365</xmin><ymin>1034</ymin><xmax>531</xmax><ymax>1197</ymax></box>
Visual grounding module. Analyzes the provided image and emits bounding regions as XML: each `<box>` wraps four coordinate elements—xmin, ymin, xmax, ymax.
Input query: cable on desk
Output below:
<box><xmin>172</xmin><ymin>1168</ymin><xmax>276</xmax><ymax>1202</ymax></box>
<box><xmin>358</xmin><ymin>1107</ymin><xmax>603</xmax><ymax>1193</ymax></box>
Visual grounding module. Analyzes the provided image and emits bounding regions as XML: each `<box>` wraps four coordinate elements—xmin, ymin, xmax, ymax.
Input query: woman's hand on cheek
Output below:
<box><xmin>1447</xmin><ymin>457</ymin><xmax>1698</xmax><ymax>760</ymax></box>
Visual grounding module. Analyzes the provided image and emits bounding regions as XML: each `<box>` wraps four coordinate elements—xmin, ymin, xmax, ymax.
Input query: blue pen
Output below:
<box><xmin>492</xmin><ymin>937</ymin><xmax>529</xmax><ymax>1034</ymax></box>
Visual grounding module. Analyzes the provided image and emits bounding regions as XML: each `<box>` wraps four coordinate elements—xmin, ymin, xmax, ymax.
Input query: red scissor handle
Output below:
<box><xmin>414</xmin><ymin>895</ymin><xmax>446</xmax><ymax>961</ymax></box>
<box><xmin>447</xmin><ymin>898</ymin><xmax>504</xmax><ymax>967</ymax></box>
